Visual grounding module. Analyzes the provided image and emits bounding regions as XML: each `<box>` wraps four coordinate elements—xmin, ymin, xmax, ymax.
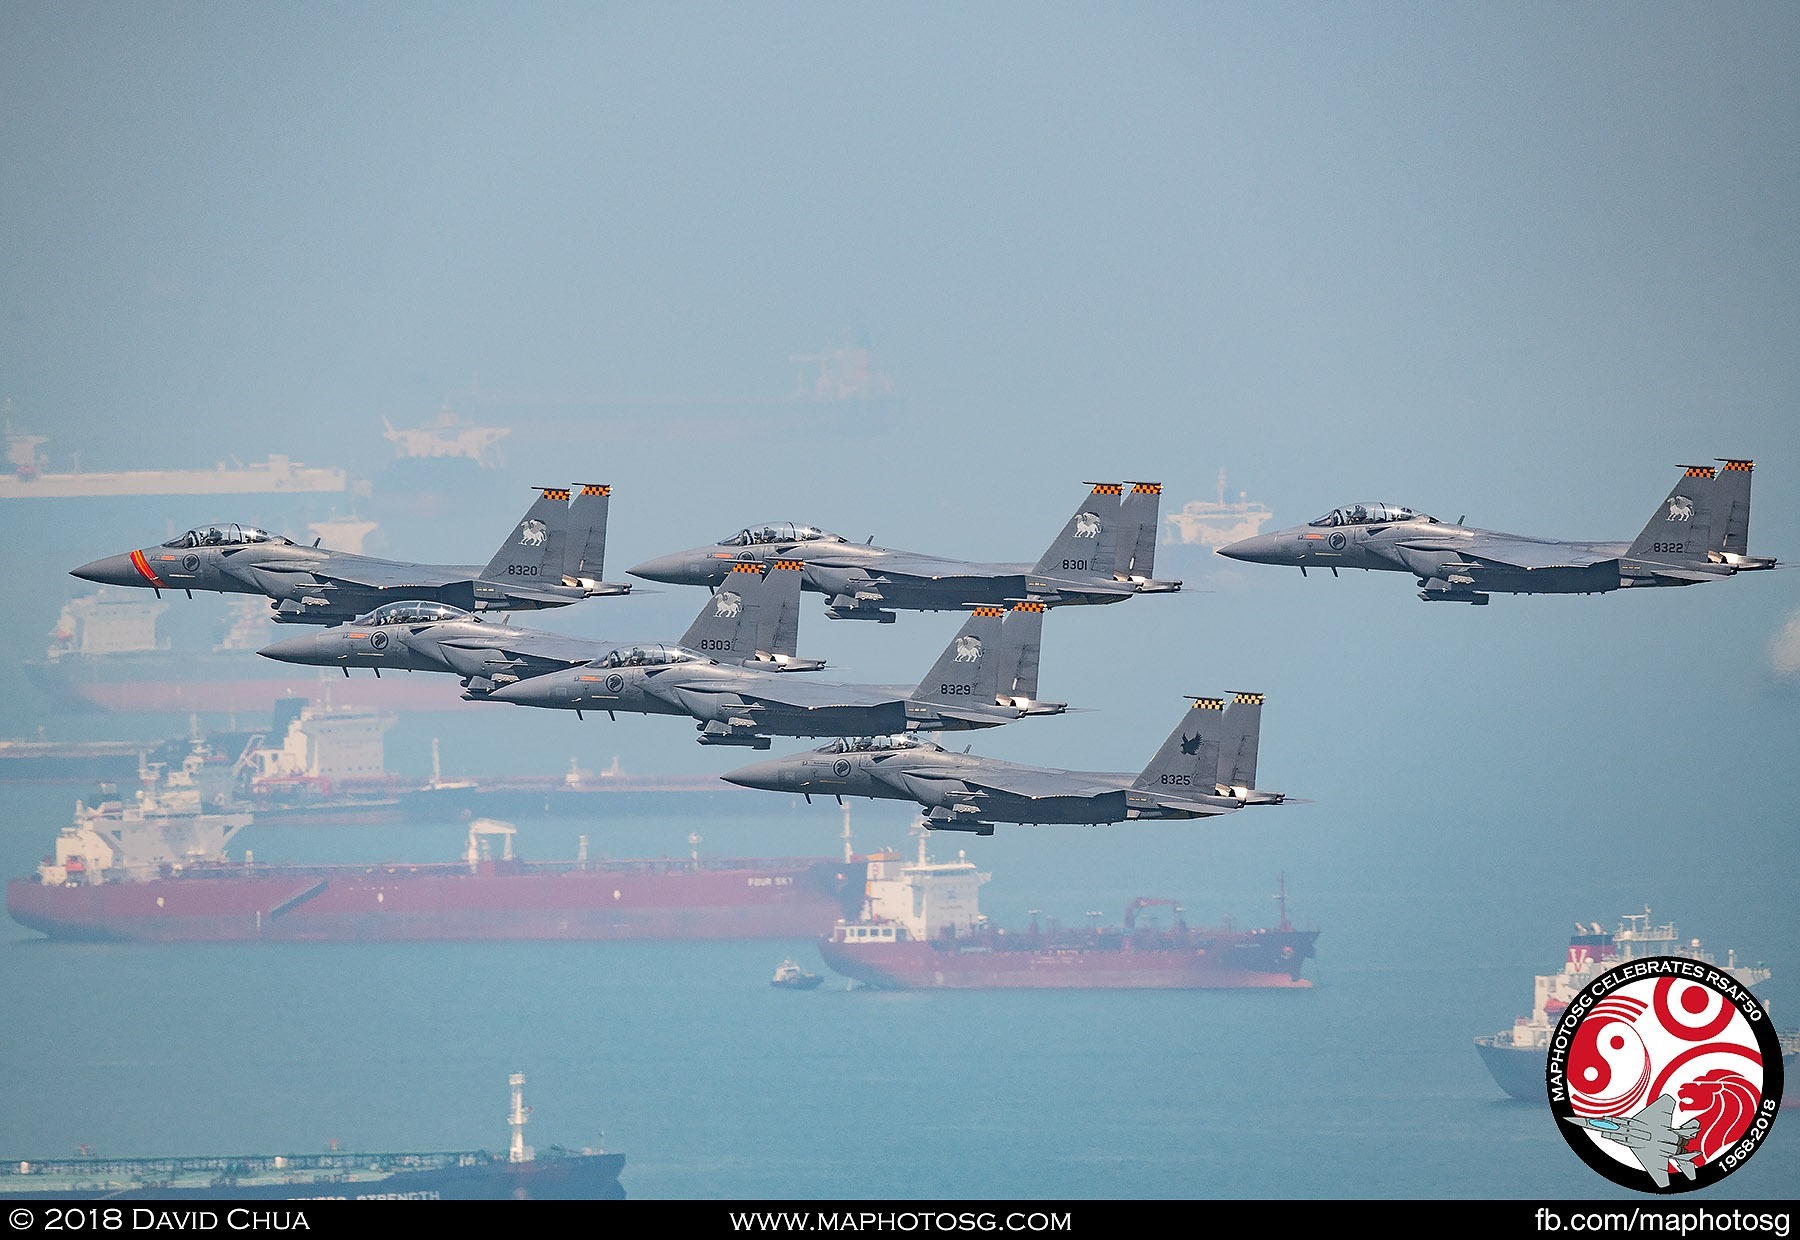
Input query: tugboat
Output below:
<box><xmin>1475</xmin><ymin>908</ymin><xmax>1777</xmax><ymax>1101</ymax></box>
<box><xmin>770</xmin><ymin>958</ymin><xmax>823</xmax><ymax>989</ymax></box>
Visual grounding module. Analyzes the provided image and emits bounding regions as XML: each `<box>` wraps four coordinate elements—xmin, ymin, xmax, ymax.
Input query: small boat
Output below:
<box><xmin>771</xmin><ymin>958</ymin><xmax>823</xmax><ymax>989</ymax></box>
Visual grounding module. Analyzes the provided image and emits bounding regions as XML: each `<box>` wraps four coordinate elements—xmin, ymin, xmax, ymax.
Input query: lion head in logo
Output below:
<box><xmin>518</xmin><ymin>518</ymin><xmax>548</xmax><ymax>547</ymax></box>
<box><xmin>713</xmin><ymin>590</ymin><xmax>743</xmax><ymax>618</ymax></box>
<box><xmin>1677</xmin><ymin>1069</ymin><xmax>1760</xmax><ymax>1163</ymax></box>
<box><xmin>1666</xmin><ymin>496</ymin><xmax>1694</xmax><ymax>522</ymax></box>
<box><xmin>1073</xmin><ymin>512</ymin><xmax>1102</xmax><ymax>538</ymax></box>
<box><xmin>953</xmin><ymin>635</ymin><xmax>982</xmax><ymax>663</ymax></box>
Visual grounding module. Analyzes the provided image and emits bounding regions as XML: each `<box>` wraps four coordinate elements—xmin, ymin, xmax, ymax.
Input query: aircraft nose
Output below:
<box><xmin>70</xmin><ymin>552</ymin><xmax>153</xmax><ymax>588</ymax></box>
<box><xmin>719</xmin><ymin>756</ymin><xmax>791</xmax><ymax>791</ymax></box>
<box><xmin>485</xmin><ymin>673</ymin><xmax>581</xmax><ymax>709</ymax></box>
<box><xmin>259</xmin><ymin>631</ymin><xmax>331</xmax><ymax>665</ymax></box>
<box><xmin>627</xmin><ymin>551</ymin><xmax>708</xmax><ymax>585</ymax></box>
<box><xmin>1216</xmin><ymin>534</ymin><xmax>1285</xmax><ymax>564</ymax></box>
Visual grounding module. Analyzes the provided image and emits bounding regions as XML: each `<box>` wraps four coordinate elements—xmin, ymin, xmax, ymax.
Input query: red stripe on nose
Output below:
<box><xmin>130</xmin><ymin>549</ymin><xmax>166</xmax><ymax>587</ymax></box>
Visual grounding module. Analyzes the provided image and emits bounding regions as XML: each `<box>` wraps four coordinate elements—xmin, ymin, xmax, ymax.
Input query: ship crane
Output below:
<box><xmin>1124</xmin><ymin>897</ymin><xmax>1185</xmax><ymax>933</ymax></box>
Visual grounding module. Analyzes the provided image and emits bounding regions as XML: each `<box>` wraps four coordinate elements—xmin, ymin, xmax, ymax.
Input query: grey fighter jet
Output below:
<box><xmin>71</xmin><ymin>484</ymin><xmax>632</xmax><ymax>624</ymax></box>
<box><xmin>721</xmin><ymin>692</ymin><xmax>1290</xmax><ymax>835</ymax></box>
<box><xmin>628</xmin><ymin>481</ymin><xmax>1179</xmax><ymax>622</ymax></box>
<box><xmin>1562</xmin><ymin>1095</ymin><xmax>1701</xmax><ymax>1189</ymax></box>
<box><xmin>1217</xmin><ymin>459</ymin><xmax>1776</xmax><ymax>604</ymax></box>
<box><xmin>484</xmin><ymin>596</ymin><xmax>1066</xmax><ymax>748</ymax></box>
<box><xmin>259</xmin><ymin>558</ymin><xmax>823</xmax><ymax>697</ymax></box>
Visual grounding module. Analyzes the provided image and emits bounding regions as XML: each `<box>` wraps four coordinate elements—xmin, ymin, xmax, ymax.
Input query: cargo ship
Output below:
<box><xmin>1474</xmin><ymin>909</ymin><xmax>1782</xmax><ymax>1102</ymax></box>
<box><xmin>1</xmin><ymin>415</ymin><xmax>347</xmax><ymax>499</ymax></box>
<box><xmin>25</xmin><ymin>586</ymin><xmax>465</xmax><ymax>715</ymax></box>
<box><xmin>818</xmin><ymin>830</ymin><xmax>1318</xmax><ymax>989</ymax></box>
<box><xmin>0</xmin><ymin>1074</ymin><xmax>624</xmax><ymax>1200</ymax></box>
<box><xmin>399</xmin><ymin>747</ymin><xmax>755</xmax><ymax>820</ymax></box>
<box><xmin>5</xmin><ymin>756</ymin><xmax>866</xmax><ymax>941</ymax></box>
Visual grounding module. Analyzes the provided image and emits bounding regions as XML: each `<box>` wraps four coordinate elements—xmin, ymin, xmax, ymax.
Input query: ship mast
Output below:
<box><xmin>1275</xmin><ymin>872</ymin><xmax>1291</xmax><ymax>932</ymax></box>
<box><xmin>508</xmin><ymin>1073</ymin><xmax>532</xmax><ymax>1164</ymax></box>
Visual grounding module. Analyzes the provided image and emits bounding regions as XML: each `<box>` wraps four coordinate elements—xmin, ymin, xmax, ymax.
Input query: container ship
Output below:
<box><xmin>5</xmin><ymin>753</ymin><xmax>866</xmax><ymax>943</ymax></box>
<box><xmin>0</xmin><ymin>1074</ymin><xmax>624</xmax><ymax>1200</ymax></box>
<box><xmin>818</xmin><ymin>830</ymin><xmax>1318</xmax><ymax>989</ymax></box>
<box><xmin>1474</xmin><ymin>909</ymin><xmax>1785</xmax><ymax>1102</ymax></box>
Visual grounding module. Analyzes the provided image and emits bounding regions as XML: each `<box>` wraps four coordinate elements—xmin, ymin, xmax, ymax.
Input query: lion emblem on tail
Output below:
<box><xmin>518</xmin><ymin>518</ymin><xmax>548</xmax><ymax>547</ymax></box>
<box><xmin>713</xmin><ymin>590</ymin><xmax>743</xmax><ymax>619</ymax></box>
<box><xmin>1677</xmin><ymin>1069</ymin><xmax>1760</xmax><ymax>1163</ymax></box>
<box><xmin>1666</xmin><ymin>496</ymin><xmax>1694</xmax><ymax>522</ymax></box>
<box><xmin>1073</xmin><ymin>512</ymin><xmax>1102</xmax><ymax>538</ymax></box>
<box><xmin>953</xmin><ymin>636</ymin><xmax>982</xmax><ymax>663</ymax></box>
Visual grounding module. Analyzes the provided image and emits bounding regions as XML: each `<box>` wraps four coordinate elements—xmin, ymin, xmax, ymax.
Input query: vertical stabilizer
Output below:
<box><xmin>1031</xmin><ymin>483</ymin><xmax>1122</xmax><ymax>578</ymax></box>
<box><xmin>1115</xmin><ymin>482</ymin><xmax>1164</xmax><ymax>581</ymax></box>
<box><xmin>993</xmin><ymin>599</ymin><xmax>1047</xmax><ymax>705</ymax></box>
<box><xmin>1713</xmin><ymin>459</ymin><xmax>1754</xmax><ymax>557</ymax></box>
<box><xmin>759</xmin><ymin>559</ymin><xmax>810</xmax><ymax>663</ymax></box>
<box><xmin>1217</xmin><ymin>691</ymin><xmax>1263</xmax><ymax>791</ymax></box>
<box><xmin>564</xmin><ymin>484</ymin><xmax>612</xmax><ymax>587</ymax></box>
<box><xmin>483</xmin><ymin>487</ymin><xmax>570</xmax><ymax>582</ymax></box>
<box><xmin>1215</xmin><ymin>692</ymin><xmax>1281</xmax><ymax>802</ymax></box>
<box><xmin>1133</xmin><ymin>696</ymin><xmax>1224</xmax><ymax>792</ymax></box>
<box><xmin>910</xmin><ymin>606</ymin><xmax>1007</xmax><ymax>706</ymax></box>
<box><xmin>679</xmin><ymin>560</ymin><xmax>772</xmax><ymax>662</ymax></box>
<box><xmin>1626</xmin><ymin>466</ymin><xmax>1714</xmax><ymax>562</ymax></box>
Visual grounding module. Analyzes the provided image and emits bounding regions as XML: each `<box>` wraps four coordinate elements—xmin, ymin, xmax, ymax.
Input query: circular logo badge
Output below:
<box><xmin>1326</xmin><ymin>531</ymin><xmax>1348</xmax><ymax>551</ymax></box>
<box><xmin>1548</xmin><ymin>956</ymin><xmax>1783</xmax><ymax>1193</ymax></box>
<box><xmin>369</xmin><ymin>631</ymin><xmax>389</xmax><ymax>650</ymax></box>
<box><xmin>604</xmin><ymin>673</ymin><xmax>624</xmax><ymax>694</ymax></box>
<box><xmin>182</xmin><ymin>553</ymin><xmax>201</xmax><ymax>572</ymax></box>
<box><xmin>737</xmin><ymin>551</ymin><xmax>758</xmax><ymax>562</ymax></box>
<box><xmin>832</xmin><ymin>759</ymin><xmax>852</xmax><ymax>779</ymax></box>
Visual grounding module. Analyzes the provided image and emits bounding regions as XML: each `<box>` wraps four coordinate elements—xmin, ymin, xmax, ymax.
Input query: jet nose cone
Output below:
<box><xmin>485</xmin><ymin>674</ymin><xmax>575</xmax><ymax>708</ymax></box>
<box><xmin>1216</xmin><ymin>534</ymin><xmax>1283</xmax><ymax>564</ymax></box>
<box><xmin>719</xmin><ymin>756</ymin><xmax>790</xmax><ymax>791</ymax></box>
<box><xmin>259</xmin><ymin>632</ymin><xmax>329</xmax><ymax>665</ymax></box>
<box><xmin>627</xmin><ymin>551</ymin><xmax>708</xmax><ymax>585</ymax></box>
<box><xmin>71</xmin><ymin>552</ymin><xmax>150</xmax><ymax>587</ymax></box>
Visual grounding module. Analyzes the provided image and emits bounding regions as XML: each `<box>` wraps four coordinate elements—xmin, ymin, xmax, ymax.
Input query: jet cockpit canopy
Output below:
<box><xmin>816</xmin><ymin>734</ymin><xmax>937</xmax><ymax>754</ymax></box>
<box><xmin>592</xmin><ymin>643</ymin><xmax>703</xmax><ymax>669</ymax></box>
<box><xmin>356</xmin><ymin>601</ymin><xmax>472</xmax><ymax>626</ymax></box>
<box><xmin>162</xmin><ymin>523</ymin><xmax>292</xmax><ymax>548</ymax></box>
<box><xmin>1307</xmin><ymin>503</ymin><xmax>1436</xmax><ymax>528</ymax></box>
<box><xmin>718</xmin><ymin>522</ymin><xmax>843</xmax><ymax>547</ymax></box>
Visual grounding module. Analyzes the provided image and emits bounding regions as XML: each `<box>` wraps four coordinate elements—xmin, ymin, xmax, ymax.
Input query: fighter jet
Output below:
<box><xmin>1217</xmin><ymin>459</ymin><xmax>1776</xmax><ymax>605</ymax></box>
<box><xmin>70</xmin><ymin>484</ymin><xmax>633</xmax><ymax>624</ymax></box>
<box><xmin>628</xmin><ymin>480</ymin><xmax>1180</xmax><ymax>622</ymax></box>
<box><xmin>483</xmin><ymin>595</ymin><xmax>1066</xmax><ymax>748</ymax></box>
<box><xmin>1562</xmin><ymin>1095</ymin><xmax>1701</xmax><ymax>1189</ymax></box>
<box><xmin>258</xmin><ymin>558</ymin><xmax>824</xmax><ymax>697</ymax></box>
<box><xmin>721</xmin><ymin>692</ymin><xmax>1290</xmax><ymax>835</ymax></box>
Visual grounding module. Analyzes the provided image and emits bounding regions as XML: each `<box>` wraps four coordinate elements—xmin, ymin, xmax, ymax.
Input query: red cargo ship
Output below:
<box><xmin>5</xmin><ymin>764</ymin><xmax>865</xmax><ymax>943</ymax></box>
<box><xmin>819</xmin><ymin>831</ymin><xmax>1317</xmax><ymax>990</ymax></box>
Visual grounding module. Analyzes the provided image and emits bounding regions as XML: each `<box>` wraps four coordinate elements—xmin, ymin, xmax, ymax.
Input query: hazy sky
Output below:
<box><xmin>2</xmin><ymin>4</ymin><xmax>1796</xmax><ymax>990</ymax></box>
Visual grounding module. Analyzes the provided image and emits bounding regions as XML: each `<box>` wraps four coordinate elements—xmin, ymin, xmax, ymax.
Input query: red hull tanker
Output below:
<box><xmin>5</xmin><ymin>785</ymin><xmax>865</xmax><ymax>943</ymax></box>
<box><xmin>818</xmin><ymin>834</ymin><xmax>1318</xmax><ymax>990</ymax></box>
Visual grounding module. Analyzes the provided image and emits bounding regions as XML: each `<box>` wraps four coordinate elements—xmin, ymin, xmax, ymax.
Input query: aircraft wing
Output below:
<box><xmin>719</xmin><ymin>677</ymin><xmax>900</xmax><ymax>712</ymax></box>
<box><xmin>637</xmin><ymin>672</ymin><xmax>901</xmax><ymax>721</ymax></box>
<box><xmin>309</xmin><ymin>560</ymin><xmax>464</xmax><ymax>590</ymax></box>
<box><xmin>1429</xmin><ymin>536</ymin><xmax>1618</xmax><ymax>572</ymax></box>
<box><xmin>858</xmin><ymin>551</ymin><xmax>1017</xmax><ymax>583</ymax></box>
<box><xmin>954</xmin><ymin>768</ymin><xmax>1124</xmax><ymax>802</ymax></box>
<box><xmin>458</xmin><ymin>633</ymin><xmax>608</xmax><ymax>675</ymax></box>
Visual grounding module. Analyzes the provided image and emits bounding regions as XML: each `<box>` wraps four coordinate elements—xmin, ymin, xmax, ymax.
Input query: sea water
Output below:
<box><xmin>0</xmin><ymin>782</ymin><xmax>1792</xmax><ymax>1203</ymax></box>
